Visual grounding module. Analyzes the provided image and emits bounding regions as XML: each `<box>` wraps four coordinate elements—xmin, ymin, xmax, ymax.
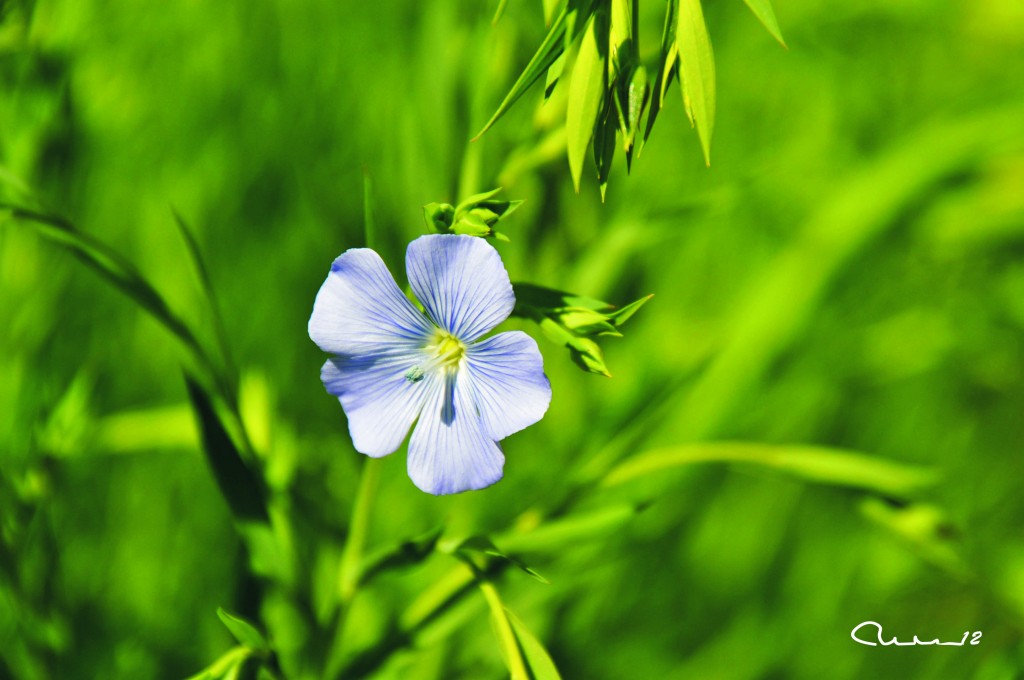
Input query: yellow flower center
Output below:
<box><xmin>427</xmin><ymin>329</ymin><xmax>466</xmax><ymax>371</ymax></box>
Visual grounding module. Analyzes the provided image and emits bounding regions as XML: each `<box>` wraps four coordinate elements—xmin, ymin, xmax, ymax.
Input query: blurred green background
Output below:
<box><xmin>3</xmin><ymin>0</ymin><xmax>1024</xmax><ymax>678</ymax></box>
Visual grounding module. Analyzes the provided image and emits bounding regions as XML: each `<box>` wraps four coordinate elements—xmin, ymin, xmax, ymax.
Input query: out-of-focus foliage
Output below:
<box><xmin>2</xmin><ymin>0</ymin><xmax>1024</xmax><ymax>678</ymax></box>
<box><xmin>479</xmin><ymin>0</ymin><xmax>784</xmax><ymax>197</ymax></box>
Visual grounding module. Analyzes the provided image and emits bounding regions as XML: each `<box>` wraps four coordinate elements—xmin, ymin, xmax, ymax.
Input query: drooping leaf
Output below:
<box><xmin>566</xmin><ymin>9</ymin><xmax>607</xmax><ymax>192</ymax></box>
<box><xmin>544</xmin><ymin>51</ymin><xmax>567</xmax><ymax>99</ymax></box>
<box><xmin>619</xmin><ymin>64</ymin><xmax>648</xmax><ymax>156</ymax></box>
<box><xmin>608</xmin><ymin>0</ymin><xmax>633</xmax><ymax>69</ymax></box>
<box><xmin>360</xmin><ymin>527</ymin><xmax>444</xmax><ymax>586</ymax></box>
<box><xmin>593</xmin><ymin>90</ymin><xmax>618</xmax><ymax>201</ymax></box>
<box><xmin>184</xmin><ymin>375</ymin><xmax>269</xmax><ymax>525</ymax></box>
<box><xmin>505</xmin><ymin>608</ymin><xmax>563</xmax><ymax>680</ymax></box>
<box><xmin>564</xmin><ymin>0</ymin><xmax>597</xmax><ymax>50</ymax></box>
<box><xmin>217</xmin><ymin>608</ymin><xmax>270</xmax><ymax>652</ymax></box>
<box><xmin>474</xmin><ymin>6</ymin><xmax>568</xmax><ymax>140</ymax></box>
<box><xmin>640</xmin><ymin>0</ymin><xmax>678</xmax><ymax>154</ymax></box>
<box><xmin>603</xmin><ymin>443</ymin><xmax>938</xmax><ymax>499</ymax></box>
<box><xmin>676</xmin><ymin>0</ymin><xmax>716</xmax><ymax>165</ymax></box>
<box><xmin>743</xmin><ymin>0</ymin><xmax>786</xmax><ymax>47</ymax></box>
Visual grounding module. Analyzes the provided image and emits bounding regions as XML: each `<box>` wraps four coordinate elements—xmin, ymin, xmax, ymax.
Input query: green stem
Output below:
<box><xmin>339</xmin><ymin>457</ymin><xmax>382</xmax><ymax>602</ymax></box>
<box><xmin>325</xmin><ymin>456</ymin><xmax>383</xmax><ymax>675</ymax></box>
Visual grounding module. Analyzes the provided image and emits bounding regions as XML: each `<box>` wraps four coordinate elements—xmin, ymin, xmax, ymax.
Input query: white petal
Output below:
<box><xmin>407</xmin><ymin>370</ymin><xmax>504</xmax><ymax>495</ymax></box>
<box><xmin>405</xmin><ymin>234</ymin><xmax>514</xmax><ymax>342</ymax></box>
<box><xmin>309</xmin><ymin>248</ymin><xmax>432</xmax><ymax>355</ymax></box>
<box><xmin>465</xmin><ymin>331</ymin><xmax>552</xmax><ymax>441</ymax></box>
<box><xmin>322</xmin><ymin>351</ymin><xmax>431</xmax><ymax>457</ymax></box>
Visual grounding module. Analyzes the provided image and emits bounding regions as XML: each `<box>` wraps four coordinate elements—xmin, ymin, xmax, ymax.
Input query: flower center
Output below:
<box><xmin>427</xmin><ymin>329</ymin><xmax>466</xmax><ymax>371</ymax></box>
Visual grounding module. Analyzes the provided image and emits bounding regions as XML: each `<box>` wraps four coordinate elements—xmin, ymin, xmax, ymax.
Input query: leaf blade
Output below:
<box><xmin>474</xmin><ymin>7</ymin><xmax>568</xmax><ymax>140</ymax></box>
<box><xmin>184</xmin><ymin>375</ymin><xmax>270</xmax><ymax>525</ymax></box>
<box><xmin>216</xmin><ymin>608</ymin><xmax>270</xmax><ymax>652</ymax></box>
<box><xmin>603</xmin><ymin>443</ymin><xmax>937</xmax><ymax>499</ymax></box>
<box><xmin>676</xmin><ymin>0</ymin><xmax>716</xmax><ymax>165</ymax></box>
<box><xmin>505</xmin><ymin>608</ymin><xmax>563</xmax><ymax>680</ymax></box>
<box><xmin>566</xmin><ymin>10</ymin><xmax>607</xmax><ymax>192</ymax></box>
<box><xmin>743</xmin><ymin>0</ymin><xmax>786</xmax><ymax>47</ymax></box>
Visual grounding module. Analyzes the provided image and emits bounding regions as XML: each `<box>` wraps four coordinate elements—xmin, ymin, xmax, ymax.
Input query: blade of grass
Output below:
<box><xmin>602</xmin><ymin>443</ymin><xmax>937</xmax><ymax>499</ymax></box>
<box><xmin>184</xmin><ymin>375</ymin><xmax>269</xmax><ymax>526</ymax></box>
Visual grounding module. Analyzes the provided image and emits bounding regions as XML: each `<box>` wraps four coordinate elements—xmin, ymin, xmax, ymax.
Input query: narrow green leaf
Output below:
<box><xmin>184</xmin><ymin>647</ymin><xmax>250</xmax><ymax>680</ymax></box>
<box><xmin>477</xmin><ymin>579</ymin><xmax>530</xmax><ymax>680</ymax></box>
<box><xmin>535</xmin><ymin>317</ymin><xmax>612</xmax><ymax>376</ymax></box>
<box><xmin>445</xmin><ymin>536</ymin><xmax>551</xmax><ymax>584</ymax></box>
<box><xmin>608</xmin><ymin>0</ymin><xmax>633</xmax><ymax>65</ymax></box>
<box><xmin>640</xmin><ymin>0</ymin><xmax>676</xmax><ymax>154</ymax></box>
<box><xmin>496</xmin><ymin>504</ymin><xmax>639</xmax><ymax>553</ymax></box>
<box><xmin>743</xmin><ymin>0</ymin><xmax>786</xmax><ymax>47</ymax></box>
<box><xmin>544</xmin><ymin>51</ymin><xmax>566</xmax><ymax>99</ymax></box>
<box><xmin>172</xmin><ymin>209</ymin><xmax>236</xmax><ymax>401</ymax></box>
<box><xmin>492</xmin><ymin>0</ymin><xmax>509</xmax><ymax>24</ymax></box>
<box><xmin>184</xmin><ymin>375</ymin><xmax>269</xmax><ymax>525</ymax></box>
<box><xmin>566</xmin><ymin>10</ymin><xmax>607</xmax><ymax>192</ymax></box>
<box><xmin>3</xmin><ymin>206</ymin><xmax>205</xmax><ymax>366</ymax></box>
<box><xmin>557</xmin><ymin>308</ymin><xmax>621</xmax><ymax>336</ymax></box>
<box><xmin>474</xmin><ymin>7</ymin><xmax>568</xmax><ymax>140</ymax></box>
<box><xmin>860</xmin><ymin>499</ymin><xmax>969</xmax><ymax>578</ymax></box>
<box><xmin>564</xmin><ymin>0</ymin><xmax>597</xmax><ymax>50</ymax></box>
<box><xmin>593</xmin><ymin>90</ymin><xmax>617</xmax><ymax>201</ymax></box>
<box><xmin>217</xmin><ymin>608</ymin><xmax>270</xmax><ymax>652</ymax></box>
<box><xmin>505</xmin><ymin>608</ymin><xmax>563</xmax><ymax>680</ymax></box>
<box><xmin>455</xmin><ymin>187</ymin><xmax>505</xmax><ymax>213</ymax></box>
<box><xmin>607</xmin><ymin>293</ymin><xmax>654</xmax><ymax>325</ymax></box>
<box><xmin>543</xmin><ymin>0</ymin><xmax>563</xmax><ymax>26</ymax></box>
<box><xmin>676</xmin><ymin>0</ymin><xmax>716</xmax><ymax>165</ymax></box>
<box><xmin>621</xmin><ymin>65</ymin><xmax>648</xmax><ymax>154</ymax></box>
<box><xmin>603</xmin><ymin>443</ymin><xmax>938</xmax><ymax>499</ymax></box>
<box><xmin>360</xmin><ymin>527</ymin><xmax>444</xmax><ymax>586</ymax></box>
<box><xmin>513</xmin><ymin>283</ymin><xmax>652</xmax><ymax>327</ymax></box>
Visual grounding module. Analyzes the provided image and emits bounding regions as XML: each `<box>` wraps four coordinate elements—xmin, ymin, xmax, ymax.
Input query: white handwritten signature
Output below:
<box><xmin>851</xmin><ymin>621</ymin><xmax>981</xmax><ymax>647</ymax></box>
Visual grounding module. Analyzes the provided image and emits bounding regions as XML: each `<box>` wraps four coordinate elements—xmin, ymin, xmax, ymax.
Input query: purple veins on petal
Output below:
<box><xmin>407</xmin><ymin>368</ymin><xmax>505</xmax><ymax>495</ymax></box>
<box><xmin>406</xmin><ymin>234</ymin><xmax>515</xmax><ymax>342</ymax></box>
<box><xmin>308</xmin><ymin>248</ymin><xmax>433</xmax><ymax>356</ymax></box>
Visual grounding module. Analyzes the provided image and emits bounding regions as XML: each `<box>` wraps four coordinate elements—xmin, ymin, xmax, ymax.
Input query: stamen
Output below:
<box><xmin>426</xmin><ymin>329</ymin><xmax>466</xmax><ymax>372</ymax></box>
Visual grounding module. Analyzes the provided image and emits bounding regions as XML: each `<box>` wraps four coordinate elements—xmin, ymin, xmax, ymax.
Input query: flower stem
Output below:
<box><xmin>338</xmin><ymin>456</ymin><xmax>382</xmax><ymax>603</ymax></box>
<box><xmin>325</xmin><ymin>456</ymin><xmax>382</xmax><ymax>676</ymax></box>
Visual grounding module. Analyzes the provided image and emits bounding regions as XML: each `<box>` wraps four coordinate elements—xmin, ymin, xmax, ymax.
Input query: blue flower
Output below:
<box><xmin>309</xmin><ymin>234</ymin><xmax>552</xmax><ymax>495</ymax></box>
